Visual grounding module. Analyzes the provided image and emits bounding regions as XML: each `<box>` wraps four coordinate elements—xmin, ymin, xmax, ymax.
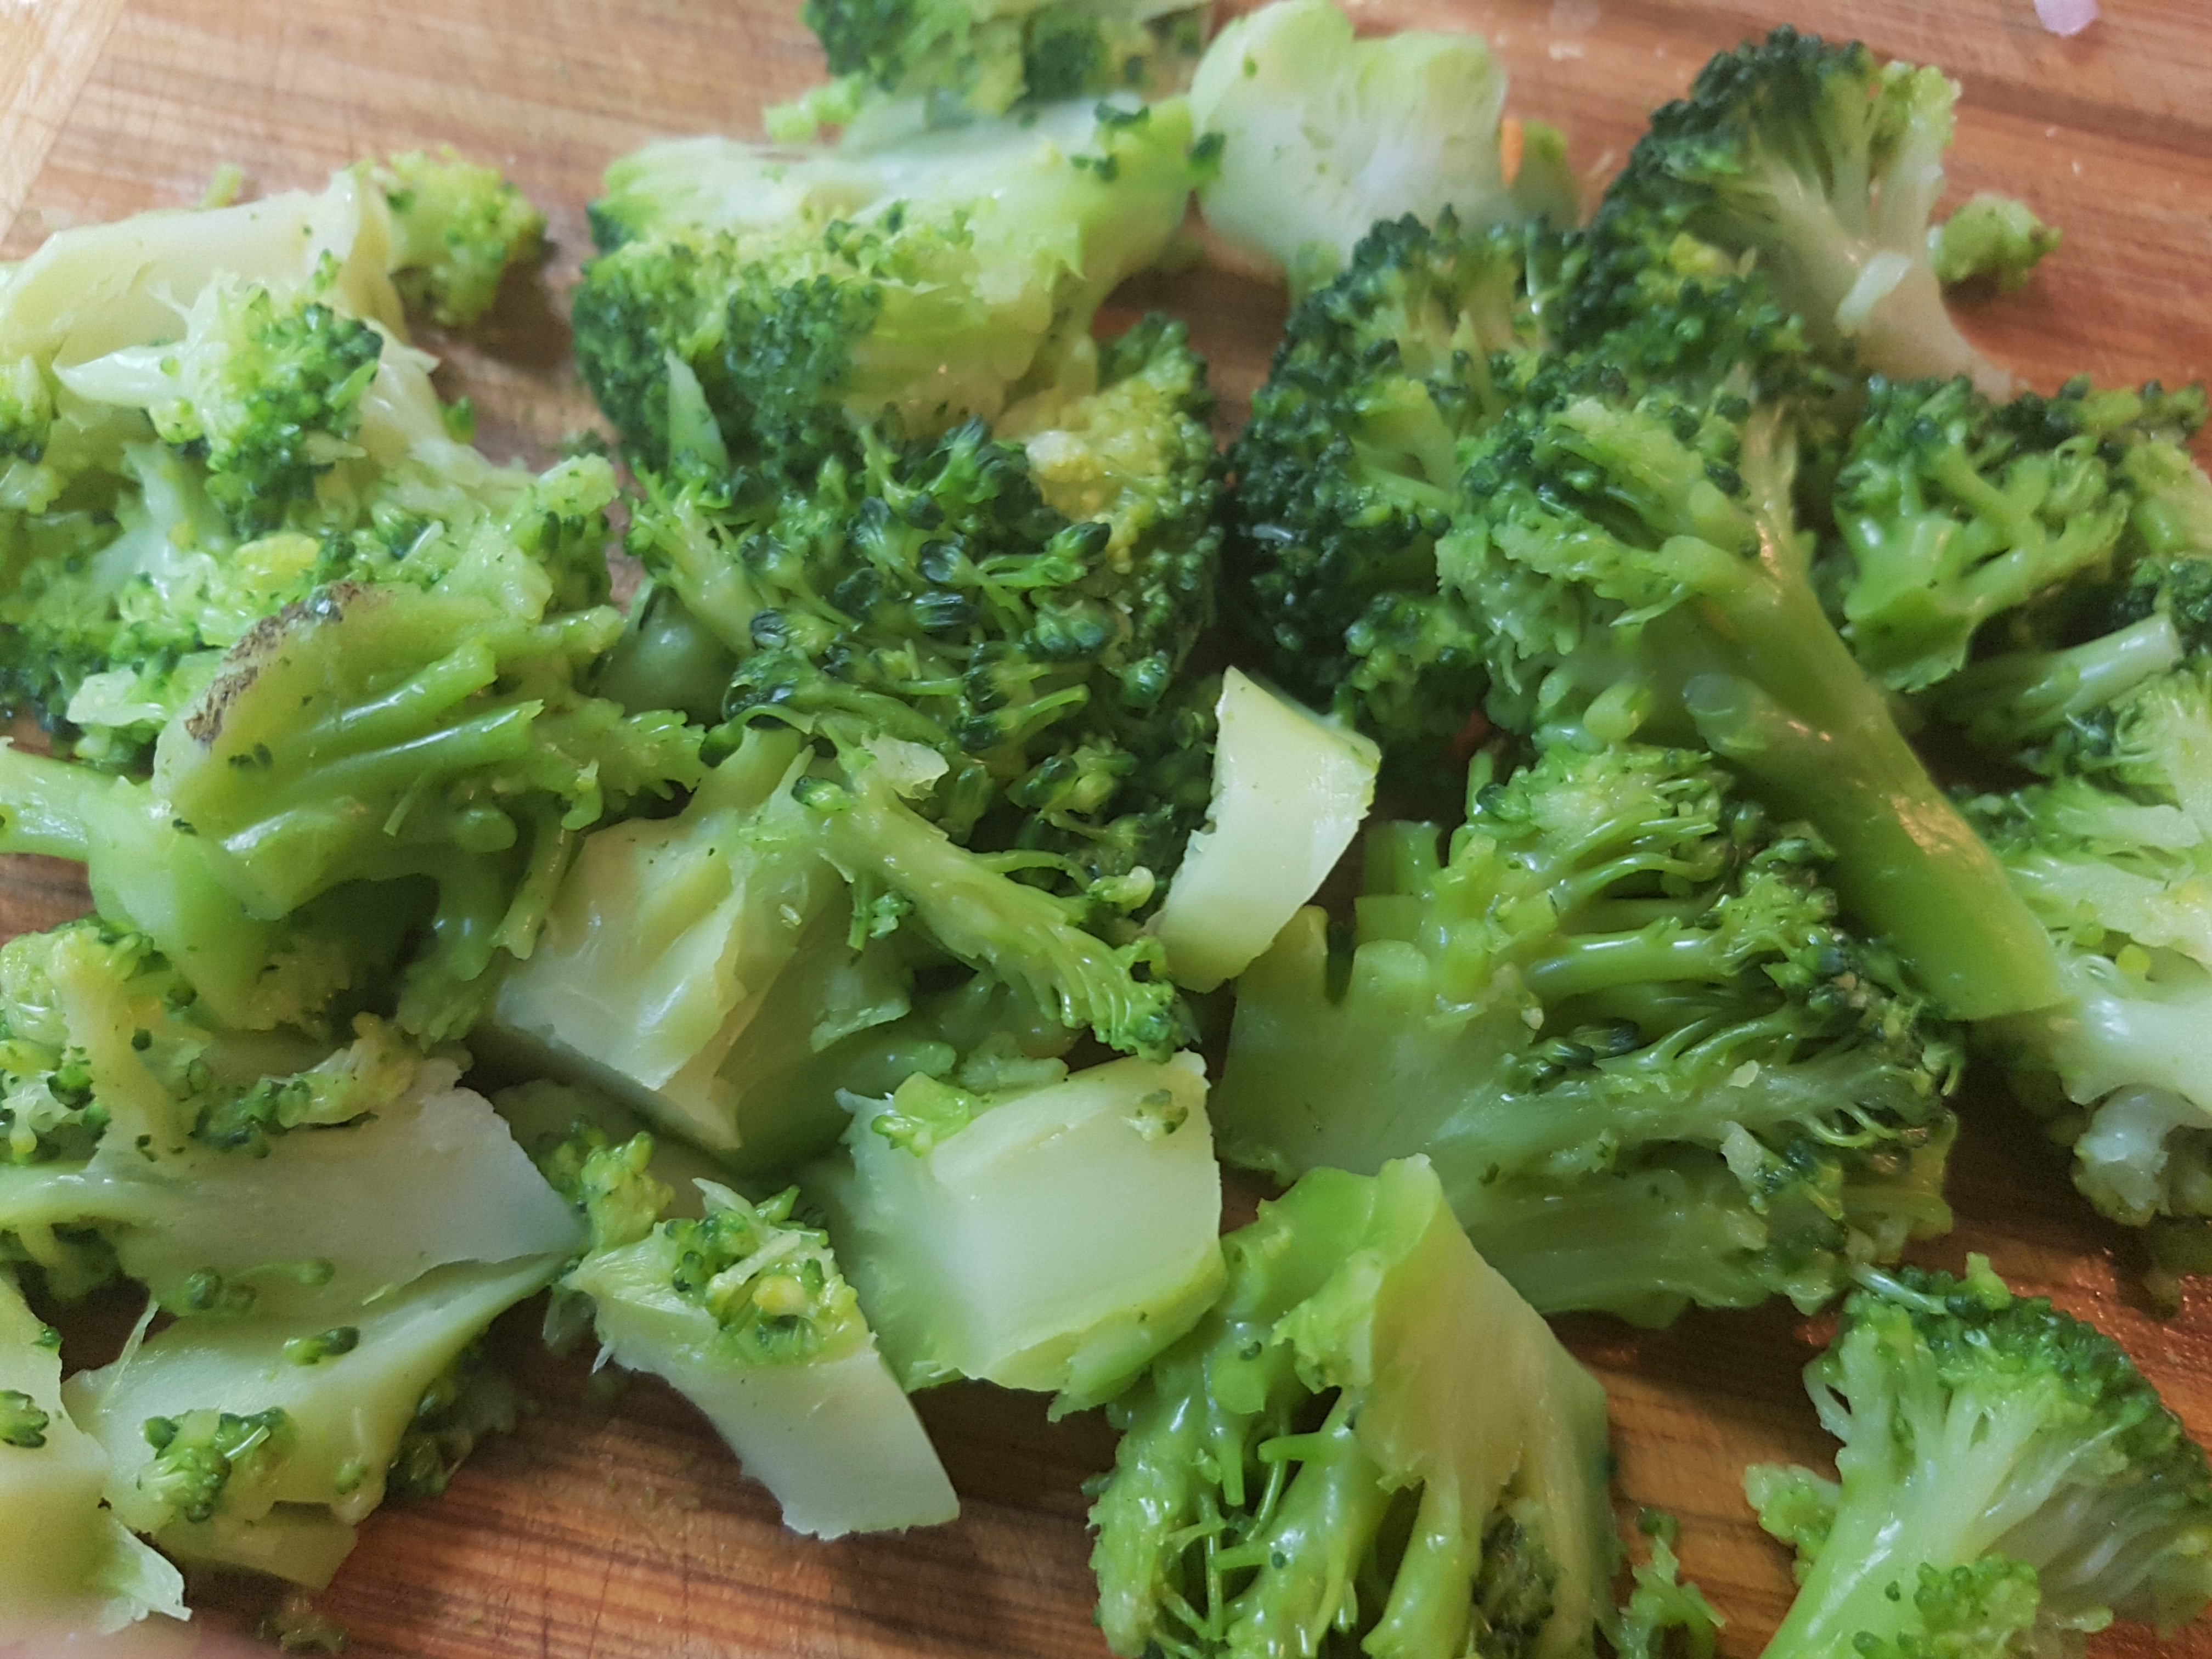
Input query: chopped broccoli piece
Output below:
<box><xmin>1748</xmin><ymin>1258</ymin><xmax>2212</xmax><ymax>1657</ymax></box>
<box><xmin>0</xmin><ymin>1267</ymin><xmax>187</xmax><ymax>1631</ymax></box>
<box><xmin>543</xmin><ymin>1130</ymin><xmax>957</xmax><ymax>1538</ymax></box>
<box><xmin>573</xmin><ymin>99</ymin><xmax>1202</xmax><ymax>474</ymax></box>
<box><xmin>1149</xmin><ymin>668</ymin><xmax>1378</xmax><ymax>992</ymax></box>
<box><xmin>65</xmin><ymin>1255</ymin><xmax>559</xmax><ymax>1588</ymax></box>
<box><xmin>1212</xmin><ymin>740</ymin><xmax>1963</xmax><ymax>1324</ymax></box>
<box><xmin>1188</xmin><ymin>0</ymin><xmax>1570</xmax><ymax>294</ymax></box>
<box><xmin>808</xmin><ymin>1052</ymin><xmax>1222</xmax><ymax>1410</ymax></box>
<box><xmin>1613</xmin><ymin>1510</ymin><xmax>1723</xmax><ymax>1659</ymax></box>
<box><xmin>1931</xmin><ymin>193</ymin><xmax>2061</xmax><ymax>293</ymax></box>
<box><xmin>357</xmin><ymin>149</ymin><xmax>548</xmax><ymax>328</ymax></box>
<box><xmin>1571</xmin><ymin>26</ymin><xmax>2008</xmax><ymax>393</ymax></box>
<box><xmin>1088</xmin><ymin>1157</ymin><xmax>1615</xmax><ymax>1659</ymax></box>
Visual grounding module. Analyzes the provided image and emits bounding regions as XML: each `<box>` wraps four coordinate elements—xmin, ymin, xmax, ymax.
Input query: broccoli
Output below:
<box><xmin>0</xmin><ymin>921</ymin><xmax>582</xmax><ymax>1316</ymax></box>
<box><xmin>1931</xmin><ymin>193</ymin><xmax>2061</xmax><ymax>294</ymax></box>
<box><xmin>539</xmin><ymin>1124</ymin><xmax>958</xmax><ymax>1538</ymax></box>
<box><xmin>357</xmin><ymin>149</ymin><xmax>548</xmax><ymax>328</ymax></box>
<box><xmin>806</xmin><ymin>1052</ymin><xmax>1223</xmax><ymax>1411</ymax></box>
<box><xmin>1228</xmin><ymin>211</ymin><xmax>1555</xmax><ymax>775</ymax></box>
<box><xmin>1187</xmin><ymin>0</ymin><xmax>1574</xmax><ymax>294</ymax></box>
<box><xmin>772</xmin><ymin>0</ymin><xmax>1207</xmax><ymax>141</ymax></box>
<box><xmin>1211</xmin><ymin>740</ymin><xmax>1963</xmax><ymax>1325</ymax></box>
<box><xmin>1148</xmin><ymin>668</ymin><xmax>1378</xmax><ymax>992</ymax></box>
<box><xmin>1965</xmin><ymin>663</ymin><xmax>2212</xmax><ymax>1280</ymax></box>
<box><xmin>1570</xmin><ymin>27</ymin><xmax>2008</xmax><ymax>394</ymax></box>
<box><xmin>64</xmin><ymin>1254</ymin><xmax>559</xmax><ymax>1588</ymax></box>
<box><xmin>573</xmin><ymin>99</ymin><xmax>1203</xmax><ymax>475</ymax></box>
<box><xmin>1088</xmin><ymin>1156</ymin><xmax>1615</xmax><ymax>1659</ymax></box>
<box><xmin>0</xmin><ymin>1267</ymin><xmax>186</xmax><ymax>1631</ymax></box>
<box><xmin>1820</xmin><ymin>376</ymin><xmax>2194</xmax><ymax>690</ymax></box>
<box><xmin>1746</xmin><ymin>1257</ymin><xmax>2212</xmax><ymax>1657</ymax></box>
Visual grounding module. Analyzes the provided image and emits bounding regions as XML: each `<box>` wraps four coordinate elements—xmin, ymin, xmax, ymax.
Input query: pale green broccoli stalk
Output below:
<box><xmin>356</xmin><ymin>150</ymin><xmax>548</xmax><ymax>328</ymax></box>
<box><xmin>1212</xmin><ymin>740</ymin><xmax>1962</xmax><ymax>1325</ymax></box>
<box><xmin>1188</xmin><ymin>0</ymin><xmax>1573</xmax><ymax>295</ymax></box>
<box><xmin>1747</xmin><ymin>1258</ymin><xmax>2212</xmax><ymax>1658</ymax></box>
<box><xmin>0</xmin><ymin>1268</ymin><xmax>186</xmax><ymax>1633</ymax></box>
<box><xmin>1572</xmin><ymin>27</ymin><xmax>2010</xmax><ymax>393</ymax></box>
<box><xmin>63</xmin><ymin>1254</ymin><xmax>560</xmax><ymax>1589</ymax></box>
<box><xmin>573</xmin><ymin>98</ymin><xmax>1203</xmax><ymax>474</ymax></box>
<box><xmin>806</xmin><ymin>1053</ymin><xmax>1222</xmax><ymax>1412</ymax></box>
<box><xmin>541</xmin><ymin>1127</ymin><xmax>958</xmax><ymax>1537</ymax></box>
<box><xmin>1930</xmin><ymin>193</ymin><xmax>2061</xmax><ymax>293</ymax></box>
<box><xmin>1148</xmin><ymin>669</ymin><xmax>1378</xmax><ymax>993</ymax></box>
<box><xmin>1826</xmin><ymin>377</ymin><xmax>2190</xmax><ymax>692</ymax></box>
<box><xmin>774</xmin><ymin>0</ymin><xmax>1207</xmax><ymax>141</ymax></box>
<box><xmin>0</xmin><ymin>921</ymin><xmax>582</xmax><ymax>1315</ymax></box>
<box><xmin>1967</xmin><ymin>663</ymin><xmax>2212</xmax><ymax>1283</ymax></box>
<box><xmin>1088</xmin><ymin>1157</ymin><xmax>1615</xmax><ymax>1659</ymax></box>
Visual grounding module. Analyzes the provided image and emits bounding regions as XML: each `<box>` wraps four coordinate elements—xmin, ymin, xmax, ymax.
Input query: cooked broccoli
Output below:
<box><xmin>1614</xmin><ymin>1511</ymin><xmax>1724</xmax><ymax>1659</ymax></box>
<box><xmin>1931</xmin><ymin>193</ymin><xmax>2061</xmax><ymax>294</ymax></box>
<box><xmin>65</xmin><ymin>1255</ymin><xmax>559</xmax><ymax>1588</ymax></box>
<box><xmin>1229</xmin><ymin>211</ymin><xmax>1554</xmax><ymax>775</ymax></box>
<box><xmin>1188</xmin><ymin>0</ymin><xmax>1574</xmax><ymax>294</ymax></box>
<box><xmin>573</xmin><ymin>99</ymin><xmax>1203</xmax><ymax>473</ymax></box>
<box><xmin>0</xmin><ymin>921</ymin><xmax>582</xmax><ymax>1316</ymax></box>
<box><xmin>357</xmin><ymin>149</ymin><xmax>548</xmax><ymax>328</ymax></box>
<box><xmin>807</xmin><ymin>1052</ymin><xmax>1222</xmax><ymax>1411</ymax></box>
<box><xmin>0</xmin><ymin>1267</ymin><xmax>185</xmax><ymax>1632</ymax></box>
<box><xmin>1088</xmin><ymin>1156</ymin><xmax>1615</xmax><ymax>1659</ymax></box>
<box><xmin>1746</xmin><ymin>1257</ymin><xmax>2212</xmax><ymax>1657</ymax></box>
<box><xmin>539</xmin><ymin>1124</ymin><xmax>958</xmax><ymax>1538</ymax></box>
<box><xmin>1570</xmin><ymin>26</ymin><xmax>2007</xmax><ymax>393</ymax></box>
<box><xmin>1965</xmin><ymin>663</ymin><xmax>2212</xmax><ymax>1281</ymax></box>
<box><xmin>772</xmin><ymin>0</ymin><xmax>1206</xmax><ymax>140</ymax></box>
<box><xmin>1212</xmin><ymin>740</ymin><xmax>1962</xmax><ymax>1325</ymax></box>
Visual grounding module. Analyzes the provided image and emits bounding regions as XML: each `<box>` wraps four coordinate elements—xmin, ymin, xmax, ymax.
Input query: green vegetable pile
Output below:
<box><xmin>2</xmin><ymin>1</ymin><xmax>2210</xmax><ymax>1655</ymax></box>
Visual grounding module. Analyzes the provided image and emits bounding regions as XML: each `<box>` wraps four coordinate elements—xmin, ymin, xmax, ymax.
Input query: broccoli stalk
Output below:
<box><xmin>1212</xmin><ymin>740</ymin><xmax>1962</xmax><ymax>1324</ymax></box>
<box><xmin>806</xmin><ymin>1052</ymin><xmax>1223</xmax><ymax>1412</ymax></box>
<box><xmin>1187</xmin><ymin>0</ymin><xmax>1572</xmax><ymax>294</ymax></box>
<box><xmin>1088</xmin><ymin>1156</ymin><xmax>1615</xmax><ymax>1659</ymax></box>
<box><xmin>541</xmin><ymin>1126</ymin><xmax>959</xmax><ymax>1538</ymax></box>
<box><xmin>0</xmin><ymin>1267</ymin><xmax>187</xmax><ymax>1632</ymax></box>
<box><xmin>1747</xmin><ymin>1258</ymin><xmax>2212</xmax><ymax>1657</ymax></box>
<box><xmin>63</xmin><ymin>1254</ymin><xmax>559</xmax><ymax>1588</ymax></box>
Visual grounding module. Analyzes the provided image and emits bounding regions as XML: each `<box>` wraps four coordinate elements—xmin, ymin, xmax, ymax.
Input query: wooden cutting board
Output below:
<box><xmin>4</xmin><ymin>1</ymin><xmax>2211</xmax><ymax>1653</ymax></box>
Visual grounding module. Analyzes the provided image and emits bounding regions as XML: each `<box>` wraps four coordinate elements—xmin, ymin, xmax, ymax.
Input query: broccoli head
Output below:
<box><xmin>1088</xmin><ymin>1156</ymin><xmax>1615</xmax><ymax>1659</ymax></box>
<box><xmin>572</xmin><ymin>99</ymin><xmax>1203</xmax><ymax>475</ymax></box>
<box><xmin>1748</xmin><ymin>1258</ymin><xmax>2212</xmax><ymax>1657</ymax></box>
<box><xmin>1930</xmin><ymin>193</ymin><xmax>2061</xmax><ymax>294</ymax></box>
<box><xmin>1571</xmin><ymin>27</ymin><xmax>2006</xmax><ymax>393</ymax></box>
<box><xmin>1212</xmin><ymin>739</ymin><xmax>1962</xmax><ymax>1325</ymax></box>
<box><xmin>1187</xmin><ymin>0</ymin><xmax>1575</xmax><ymax>294</ymax></box>
<box><xmin>356</xmin><ymin>149</ymin><xmax>548</xmax><ymax>328</ymax></box>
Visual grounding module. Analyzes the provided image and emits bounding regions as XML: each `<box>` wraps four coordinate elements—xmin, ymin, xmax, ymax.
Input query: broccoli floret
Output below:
<box><xmin>1966</xmin><ymin>664</ymin><xmax>2212</xmax><ymax>1277</ymax></box>
<box><xmin>1212</xmin><ymin>740</ymin><xmax>1962</xmax><ymax>1325</ymax></box>
<box><xmin>1571</xmin><ymin>27</ymin><xmax>2008</xmax><ymax>393</ymax></box>
<box><xmin>65</xmin><ymin>1255</ymin><xmax>560</xmax><ymax>1588</ymax></box>
<box><xmin>1748</xmin><ymin>1258</ymin><xmax>2212</xmax><ymax>1657</ymax></box>
<box><xmin>1614</xmin><ymin>1511</ymin><xmax>1724</xmax><ymax>1659</ymax></box>
<box><xmin>1931</xmin><ymin>193</ymin><xmax>2061</xmax><ymax>293</ymax></box>
<box><xmin>541</xmin><ymin>1127</ymin><xmax>958</xmax><ymax>1538</ymax></box>
<box><xmin>775</xmin><ymin>0</ymin><xmax>1206</xmax><ymax>139</ymax></box>
<box><xmin>573</xmin><ymin>99</ymin><xmax>1202</xmax><ymax>473</ymax></box>
<box><xmin>0</xmin><ymin>1266</ymin><xmax>186</xmax><ymax>1630</ymax></box>
<box><xmin>622</xmin><ymin>315</ymin><xmax>1221</xmax><ymax>901</ymax></box>
<box><xmin>806</xmin><ymin>1052</ymin><xmax>1223</xmax><ymax>1411</ymax></box>
<box><xmin>1187</xmin><ymin>0</ymin><xmax>1571</xmax><ymax>294</ymax></box>
<box><xmin>357</xmin><ymin>149</ymin><xmax>547</xmax><ymax>328</ymax></box>
<box><xmin>1229</xmin><ymin>212</ymin><xmax>1553</xmax><ymax>772</ymax></box>
<box><xmin>1825</xmin><ymin>376</ymin><xmax>2181</xmax><ymax>691</ymax></box>
<box><xmin>1088</xmin><ymin>1157</ymin><xmax>1615</xmax><ymax>1659</ymax></box>
<box><xmin>381</xmin><ymin>1340</ymin><xmax>521</xmax><ymax>1504</ymax></box>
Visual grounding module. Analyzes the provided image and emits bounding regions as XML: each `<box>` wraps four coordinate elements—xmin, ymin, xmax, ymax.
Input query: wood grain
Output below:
<box><xmin>7</xmin><ymin>0</ymin><xmax>2212</xmax><ymax>1654</ymax></box>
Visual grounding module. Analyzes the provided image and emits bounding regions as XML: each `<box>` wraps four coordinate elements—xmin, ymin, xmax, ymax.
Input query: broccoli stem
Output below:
<box><xmin>1223</xmin><ymin>1400</ymin><xmax>1396</xmax><ymax>1656</ymax></box>
<box><xmin>1934</xmin><ymin>614</ymin><xmax>2183</xmax><ymax>752</ymax></box>
<box><xmin>0</xmin><ymin>742</ymin><xmax>100</xmax><ymax>860</ymax></box>
<box><xmin>1684</xmin><ymin>669</ymin><xmax>2059</xmax><ymax>1019</ymax></box>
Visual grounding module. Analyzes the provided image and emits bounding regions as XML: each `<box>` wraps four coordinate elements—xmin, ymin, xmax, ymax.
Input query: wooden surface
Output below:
<box><xmin>5</xmin><ymin>0</ymin><xmax>2212</xmax><ymax>1654</ymax></box>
